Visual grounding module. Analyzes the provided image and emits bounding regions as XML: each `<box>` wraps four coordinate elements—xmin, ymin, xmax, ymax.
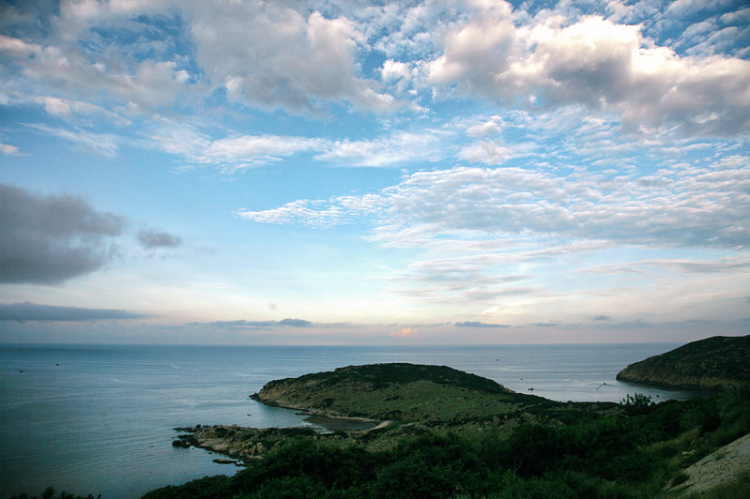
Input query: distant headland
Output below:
<box><xmin>616</xmin><ymin>335</ymin><xmax>750</xmax><ymax>390</ymax></box>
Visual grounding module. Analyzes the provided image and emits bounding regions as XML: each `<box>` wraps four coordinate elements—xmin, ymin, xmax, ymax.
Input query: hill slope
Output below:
<box><xmin>616</xmin><ymin>335</ymin><xmax>750</xmax><ymax>390</ymax></box>
<box><xmin>251</xmin><ymin>362</ymin><xmax>537</xmax><ymax>423</ymax></box>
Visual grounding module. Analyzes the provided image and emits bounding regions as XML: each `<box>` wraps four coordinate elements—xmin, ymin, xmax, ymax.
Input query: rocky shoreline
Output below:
<box><xmin>172</xmin><ymin>417</ymin><xmax>392</xmax><ymax>463</ymax></box>
<box><xmin>173</xmin><ymin>425</ymin><xmax>317</xmax><ymax>461</ymax></box>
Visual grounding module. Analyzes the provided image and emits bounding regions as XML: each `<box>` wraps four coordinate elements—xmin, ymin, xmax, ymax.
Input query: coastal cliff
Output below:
<box><xmin>616</xmin><ymin>335</ymin><xmax>750</xmax><ymax>390</ymax></box>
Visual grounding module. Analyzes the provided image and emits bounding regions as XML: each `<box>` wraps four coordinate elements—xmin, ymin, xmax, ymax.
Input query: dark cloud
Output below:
<box><xmin>454</xmin><ymin>321</ymin><xmax>510</xmax><ymax>328</ymax></box>
<box><xmin>201</xmin><ymin>318</ymin><xmax>314</xmax><ymax>329</ymax></box>
<box><xmin>0</xmin><ymin>183</ymin><xmax>125</xmax><ymax>284</ymax></box>
<box><xmin>0</xmin><ymin>302</ymin><xmax>148</xmax><ymax>322</ymax></box>
<box><xmin>138</xmin><ymin>228</ymin><xmax>182</xmax><ymax>249</ymax></box>
<box><xmin>592</xmin><ymin>315</ymin><xmax>611</xmax><ymax>321</ymax></box>
<box><xmin>278</xmin><ymin>318</ymin><xmax>313</xmax><ymax>327</ymax></box>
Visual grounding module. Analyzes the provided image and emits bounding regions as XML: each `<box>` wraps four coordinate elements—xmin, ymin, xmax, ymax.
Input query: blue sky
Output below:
<box><xmin>1</xmin><ymin>0</ymin><xmax>748</xmax><ymax>345</ymax></box>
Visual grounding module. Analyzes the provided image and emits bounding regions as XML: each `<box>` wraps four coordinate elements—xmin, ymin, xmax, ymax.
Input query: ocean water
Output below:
<box><xmin>0</xmin><ymin>343</ymin><xmax>703</xmax><ymax>499</ymax></box>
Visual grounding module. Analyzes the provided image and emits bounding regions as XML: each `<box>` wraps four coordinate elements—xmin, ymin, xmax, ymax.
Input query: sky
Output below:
<box><xmin>0</xmin><ymin>0</ymin><xmax>748</xmax><ymax>345</ymax></box>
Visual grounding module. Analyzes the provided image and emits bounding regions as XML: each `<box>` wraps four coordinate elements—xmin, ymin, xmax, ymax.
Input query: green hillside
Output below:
<box><xmin>251</xmin><ymin>363</ymin><xmax>539</xmax><ymax>423</ymax></box>
<box><xmin>617</xmin><ymin>335</ymin><xmax>750</xmax><ymax>390</ymax></box>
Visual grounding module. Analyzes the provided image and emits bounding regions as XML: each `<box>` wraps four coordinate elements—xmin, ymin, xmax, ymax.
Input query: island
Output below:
<box><xmin>617</xmin><ymin>335</ymin><xmax>750</xmax><ymax>390</ymax></box>
<box><xmin>149</xmin><ymin>346</ymin><xmax>750</xmax><ymax>498</ymax></box>
<box><xmin>172</xmin><ymin>363</ymin><xmax>581</xmax><ymax>460</ymax></box>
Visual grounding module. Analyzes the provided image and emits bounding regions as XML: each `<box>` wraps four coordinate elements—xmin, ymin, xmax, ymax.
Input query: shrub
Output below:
<box><xmin>621</xmin><ymin>393</ymin><xmax>655</xmax><ymax>416</ymax></box>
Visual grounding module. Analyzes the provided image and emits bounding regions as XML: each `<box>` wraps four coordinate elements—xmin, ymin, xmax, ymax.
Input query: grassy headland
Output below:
<box><xmin>617</xmin><ymin>335</ymin><xmax>750</xmax><ymax>390</ymax></box>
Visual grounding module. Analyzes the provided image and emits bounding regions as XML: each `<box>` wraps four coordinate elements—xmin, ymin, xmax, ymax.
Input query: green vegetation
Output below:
<box><xmin>265</xmin><ymin>363</ymin><xmax>511</xmax><ymax>393</ymax></box>
<box><xmin>617</xmin><ymin>335</ymin><xmax>750</xmax><ymax>390</ymax></box>
<box><xmin>252</xmin><ymin>363</ymin><xmax>534</xmax><ymax>422</ymax></box>
<box><xmin>11</xmin><ymin>487</ymin><xmax>100</xmax><ymax>499</ymax></box>
<box><xmin>147</xmin><ymin>363</ymin><xmax>750</xmax><ymax>498</ymax></box>
<box><xmin>684</xmin><ymin>472</ymin><xmax>750</xmax><ymax>499</ymax></box>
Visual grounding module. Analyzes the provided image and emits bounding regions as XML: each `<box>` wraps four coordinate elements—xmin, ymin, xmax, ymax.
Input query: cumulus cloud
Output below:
<box><xmin>0</xmin><ymin>30</ymin><xmax>189</xmax><ymax>114</ymax></box>
<box><xmin>2</xmin><ymin>0</ymin><xmax>749</xmax><ymax>131</ymax></box>
<box><xmin>138</xmin><ymin>228</ymin><xmax>182</xmax><ymax>249</ymax></box>
<box><xmin>427</xmin><ymin>9</ymin><xmax>750</xmax><ymax>136</ymax></box>
<box><xmin>457</xmin><ymin>140</ymin><xmax>512</xmax><ymax>164</ymax></box>
<box><xmin>1</xmin><ymin>1</ymin><xmax>395</xmax><ymax>118</ymax></box>
<box><xmin>0</xmin><ymin>183</ymin><xmax>125</xmax><ymax>284</ymax></box>
<box><xmin>188</xmin><ymin>2</ymin><xmax>395</xmax><ymax>113</ymax></box>
<box><xmin>0</xmin><ymin>302</ymin><xmax>148</xmax><ymax>322</ymax></box>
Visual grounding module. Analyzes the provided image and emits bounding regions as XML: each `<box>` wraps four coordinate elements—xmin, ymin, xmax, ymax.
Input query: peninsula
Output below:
<box><xmin>617</xmin><ymin>335</ymin><xmax>750</xmax><ymax>390</ymax></box>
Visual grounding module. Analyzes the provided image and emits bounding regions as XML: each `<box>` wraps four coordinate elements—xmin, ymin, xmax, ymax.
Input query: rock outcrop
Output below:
<box><xmin>172</xmin><ymin>425</ymin><xmax>320</xmax><ymax>460</ymax></box>
<box><xmin>616</xmin><ymin>335</ymin><xmax>750</xmax><ymax>390</ymax></box>
<box><xmin>669</xmin><ymin>432</ymin><xmax>750</xmax><ymax>496</ymax></box>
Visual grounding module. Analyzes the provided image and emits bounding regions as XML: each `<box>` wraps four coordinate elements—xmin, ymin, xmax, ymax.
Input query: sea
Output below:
<box><xmin>0</xmin><ymin>343</ymin><xmax>707</xmax><ymax>499</ymax></box>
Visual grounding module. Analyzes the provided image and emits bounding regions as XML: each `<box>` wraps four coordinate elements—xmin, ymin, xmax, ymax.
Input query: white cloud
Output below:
<box><xmin>390</xmin><ymin>326</ymin><xmax>420</xmax><ymax>338</ymax></box>
<box><xmin>0</xmin><ymin>31</ymin><xmax>191</xmax><ymax>112</ymax></box>
<box><xmin>665</xmin><ymin>0</ymin><xmax>735</xmax><ymax>18</ymax></box>
<box><xmin>1</xmin><ymin>1</ymin><xmax>398</xmax><ymax>119</ymax></box>
<box><xmin>465</xmin><ymin>116</ymin><xmax>504</xmax><ymax>137</ymax></box>
<box><xmin>316</xmin><ymin>131</ymin><xmax>447</xmax><ymax>167</ymax></box>
<box><xmin>235</xmin><ymin>199</ymin><xmax>343</xmax><ymax>228</ymax></box>
<box><xmin>235</xmin><ymin>194</ymin><xmax>385</xmax><ymax>228</ymax></box>
<box><xmin>381</xmin><ymin>59</ymin><xmax>414</xmax><ymax>94</ymax></box>
<box><xmin>26</xmin><ymin>123</ymin><xmax>119</xmax><ymax>157</ymax></box>
<box><xmin>0</xmin><ymin>143</ymin><xmax>19</xmax><ymax>155</ymax></box>
<box><xmin>34</xmin><ymin>96</ymin><xmax>132</xmax><ymax>125</ymax></box>
<box><xmin>457</xmin><ymin>141</ymin><xmax>511</xmax><ymax>164</ymax></box>
<box><xmin>2</xmin><ymin>0</ymin><xmax>748</xmax><ymax>131</ymax></box>
<box><xmin>427</xmin><ymin>10</ymin><xmax>750</xmax><ymax>136</ymax></box>
<box><xmin>242</xmin><ymin>157</ymin><xmax>750</xmax><ymax>250</ymax></box>
<box><xmin>200</xmin><ymin>135</ymin><xmax>327</xmax><ymax>170</ymax></box>
<box><xmin>149</xmin><ymin>124</ymin><xmax>454</xmax><ymax>171</ymax></box>
<box><xmin>0</xmin><ymin>34</ymin><xmax>40</xmax><ymax>55</ymax></box>
<box><xmin>188</xmin><ymin>2</ymin><xmax>395</xmax><ymax>114</ymax></box>
<box><xmin>579</xmin><ymin>255</ymin><xmax>750</xmax><ymax>274</ymax></box>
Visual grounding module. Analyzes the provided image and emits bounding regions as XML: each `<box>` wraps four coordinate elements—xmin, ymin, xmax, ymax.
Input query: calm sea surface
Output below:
<box><xmin>0</xmin><ymin>343</ymin><xmax>703</xmax><ymax>498</ymax></box>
